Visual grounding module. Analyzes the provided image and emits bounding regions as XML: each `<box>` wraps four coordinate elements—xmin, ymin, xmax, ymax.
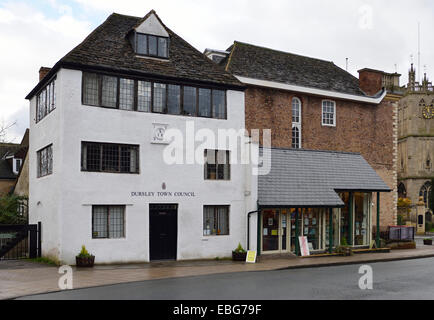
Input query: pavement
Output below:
<box><xmin>1</xmin><ymin>242</ymin><xmax>434</xmax><ymax>300</ymax></box>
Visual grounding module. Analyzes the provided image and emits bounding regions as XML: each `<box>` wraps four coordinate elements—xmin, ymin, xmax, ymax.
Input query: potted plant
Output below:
<box><xmin>423</xmin><ymin>238</ymin><xmax>433</xmax><ymax>245</ymax></box>
<box><xmin>76</xmin><ymin>245</ymin><xmax>95</xmax><ymax>267</ymax></box>
<box><xmin>232</xmin><ymin>243</ymin><xmax>247</xmax><ymax>261</ymax></box>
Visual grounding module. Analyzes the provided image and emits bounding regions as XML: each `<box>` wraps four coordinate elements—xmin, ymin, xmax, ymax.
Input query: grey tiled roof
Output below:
<box><xmin>223</xmin><ymin>41</ymin><xmax>368</xmax><ymax>97</ymax></box>
<box><xmin>27</xmin><ymin>11</ymin><xmax>243</xmax><ymax>99</ymax></box>
<box><xmin>258</xmin><ymin>148</ymin><xmax>391</xmax><ymax>208</ymax></box>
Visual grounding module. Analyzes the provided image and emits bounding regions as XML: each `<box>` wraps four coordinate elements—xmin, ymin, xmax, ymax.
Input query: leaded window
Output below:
<box><xmin>137</xmin><ymin>81</ymin><xmax>152</xmax><ymax>112</ymax></box>
<box><xmin>81</xmin><ymin>73</ymin><xmax>227</xmax><ymax>119</ymax></box>
<box><xmin>37</xmin><ymin>144</ymin><xmax>53</xmax><ymax>178</ymax></box>
<box><xmin>204</xmin><ymin>149</ymin><xmax>230</xmax><ymax>180</ymax></box>
<box><xmin>81</xmin><ymin>142</ymin><xmax>139</xmax><ymax>174</ymax></box>
<box><xmin>203</xmin><ymin>206</ymin><xmax>229</xmax><ymax>236</ymax></box>
<box><xmin>167</xmin><ymin>84</ymin><xmax>181</xmax><ymax>115</ymax></box>
<box><xmin>153</xmin><ymin>83</ymin><xmax>166</xmax><ymax>113</ymax></box>
<box><xmin>212</xmin><ymin>90</ymin><xmax>226</xmax><ymax>119</ymax></box>
<box><xmin>92</xmin><ymin>205</ymin><xmax>125</xmax><ymax>239</ymax></box>
<box><xmin>36</xmin><ymin>78</ymin><xmax>56</xmax><ymax>123</ymax></box>
<box><xmin>101</xmin><ymin>75</ymin><xmax>118</xmax><ymax>108</ymax></box>
<box><xmin>183</xmin><ymin>86</ymin><xmax>197</xmax><ymax>116</ymax></box>
<box><xmin>119</xmin><ymin>78</ymin><xmax>134</xmax><ymax>110</ymax></box>
<box><xmin>198</xmin><ymin>88</ymin><xmax>211</xmax><ymax>117</ymax></box>
<box><xmin>135</xmin><ymin>33</ymin><xmax>168</xmax><ymax>58</ymax></box>
<box><xmin>322</xmin><ymin>100</ymin><xmax>336</xmax><ymax>126</ymax></box>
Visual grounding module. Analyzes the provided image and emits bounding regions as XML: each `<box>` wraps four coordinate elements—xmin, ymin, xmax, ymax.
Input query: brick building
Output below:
<box><xmin>207</xmin><ymin>42</ymin><xmax>399</xmax><ymax>254</ymax></box>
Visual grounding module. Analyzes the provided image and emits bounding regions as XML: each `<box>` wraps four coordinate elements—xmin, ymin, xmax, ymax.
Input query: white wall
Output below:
<box><xmin>30</xmin><ymin>68</ymin><xmax>256</xmax><ymax>264</ymax></box>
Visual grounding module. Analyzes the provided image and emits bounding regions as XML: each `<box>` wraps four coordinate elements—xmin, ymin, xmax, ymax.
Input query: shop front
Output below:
<box><xmin>259</xmin><ymin>192</ymin><xmax>373</xmax><ymax>255</ymax></box>
<box><xmin>257</xmin><ymin>148</ymin><xmax>391</xmax><ymax>256</ymax></box>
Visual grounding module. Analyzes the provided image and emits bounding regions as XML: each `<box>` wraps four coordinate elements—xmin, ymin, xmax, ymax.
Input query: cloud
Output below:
<box><xmin>0</xmin><ymin>1</ymin><xmax>92</xmax><ymax>142</ymax></box>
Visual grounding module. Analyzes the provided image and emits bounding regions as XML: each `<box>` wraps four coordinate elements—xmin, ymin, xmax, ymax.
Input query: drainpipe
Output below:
<box><xmin>377</xmin><ymin>192</ymin><xmax>380</xmax><ymax>248</ymax></box>
<box><xmin>247</xmin><ymin>210</ymin><xmax>259</xmax><ymax>251</ymax></box>
<box><xmin>349</xmin><ymin>192</ymin><xmax>353</xmax><ymax>246</ymax></box>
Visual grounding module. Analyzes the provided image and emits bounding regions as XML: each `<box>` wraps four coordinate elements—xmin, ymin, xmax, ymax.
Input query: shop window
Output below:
<box><xmin>301</xmin><ymin>208</ymin><xmax>321</xmax><ymax>250</ymax></box>
<box><xmin>354</xmin><ymin>193</ymin><xmax>370</xmax><ymax>246</ymax></box>
<box><xmin>92</xmin><ymin>205</ymin><xmax>125</xmax><ymax>239</ymax></box>
<box><xmin>204</xmin><ymin>149</ymin><xmax>230</xmax><ymax>180</ymax></box>
<box><xmin>81</xmin><ymin>142</ymin><xmax>139</xmax><ymax>174</ymax></box>
<box><xmin>37</xmin><ymin>144</ymin><xmax>53</xmax><ymax>178</ymax></box>
<box><xmin>203</xmin><ymin>206</ymin><xmax>229</xmax><ymax>236</ymax></box>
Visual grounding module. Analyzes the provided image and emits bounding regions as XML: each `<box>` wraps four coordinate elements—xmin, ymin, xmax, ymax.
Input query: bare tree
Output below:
<box><xmin>0</xmin><ymin>119</ymin><xmax>17</xmax><ymax>143</ymax></box>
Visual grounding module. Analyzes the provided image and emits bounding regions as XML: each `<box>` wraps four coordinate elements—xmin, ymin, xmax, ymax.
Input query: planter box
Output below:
<box><xmin>232</xmin><ymin>251</ymin><xmax>247</xmax><ymax>261</ymax></box>
<box><xmin>76</xmin><ymin>255</ymin><xmax>95</xmax><ymax>267</ymax></box>
<box><xmin>423</xmin><ymin>239</ymin><xmax>433</xmax><ymax>246</ymax></box>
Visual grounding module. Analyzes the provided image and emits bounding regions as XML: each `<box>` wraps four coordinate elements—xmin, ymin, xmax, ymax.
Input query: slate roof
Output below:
<box><xmin>27</xmin><ymin>11</ymin><xmax>243</xmax><ymax>99</ymax></box>
<box><xmin>258</xmin><ymin>148</ymin><xmax>391</xmax><ymax>208</ymax></box>
<box><xmin>222</xmin><ymin>41</ymin><xmax>369</xmax><ymax>97</ymax></box>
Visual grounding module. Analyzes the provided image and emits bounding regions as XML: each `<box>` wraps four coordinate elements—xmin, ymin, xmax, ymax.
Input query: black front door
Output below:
<box><xmin>149</xmin><ymin>204</ymin><xmax>178</xmax><ymax>261</ymax></box>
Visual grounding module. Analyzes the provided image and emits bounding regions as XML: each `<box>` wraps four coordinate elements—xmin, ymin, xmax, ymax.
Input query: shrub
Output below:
<box><xmin>77</xmin><ymin>245</ymin><xmax>93</xmax><ymax>258</ymax></box>
<box><xmin>0</xmin><ymin>195</ymin><xmax>27</xmax><ymax>224</ymax></box>
<box><xmin>233</xmin><ymin>243</ymin><xmax>246</xmax><ymax>253</ymax></box>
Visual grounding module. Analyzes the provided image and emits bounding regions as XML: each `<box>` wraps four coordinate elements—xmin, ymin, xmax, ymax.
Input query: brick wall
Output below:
<box><xmin>245</xmin><ymin>86</ymin><xmax>397</xmax><ymax>226</ymax></box>
<box><xmin>358</xmin><ymin>69</ymin><xmax>383</xmax><ymax>96</ymax></box>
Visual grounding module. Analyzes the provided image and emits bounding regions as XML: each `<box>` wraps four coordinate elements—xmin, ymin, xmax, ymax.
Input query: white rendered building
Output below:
<box><xmin>26</xmin><ymin>10</ymin><xmax>258</xmax><ymax>265</ymax></box>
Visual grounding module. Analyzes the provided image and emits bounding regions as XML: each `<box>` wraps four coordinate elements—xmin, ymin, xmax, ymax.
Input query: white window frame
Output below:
<box><xmin>322</xmin><ymin>100</ymin><xmax>336</xmax><ymax>127</ymax></box>
<box><xmin>292</xmin><ymin>97</ymin><xmax>302</xmax><ymax>149</ymax></box>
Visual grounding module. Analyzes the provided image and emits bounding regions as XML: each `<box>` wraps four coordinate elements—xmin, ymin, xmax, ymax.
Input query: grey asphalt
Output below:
<box><xmin>19</xmin><ymin>257</ymin><xmax>434</xmax><ymax>300</ymax></box>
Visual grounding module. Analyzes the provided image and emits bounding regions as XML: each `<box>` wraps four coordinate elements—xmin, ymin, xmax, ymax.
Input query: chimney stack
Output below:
<box><xmin>358</xmin><ymin>68</ymin><xmax>384</xmax><ymax>96</ymax></box>
<box><xmin>39</xmin><ymin>67</ymin><xmax>51</xmax><ymax>82</ymax></box>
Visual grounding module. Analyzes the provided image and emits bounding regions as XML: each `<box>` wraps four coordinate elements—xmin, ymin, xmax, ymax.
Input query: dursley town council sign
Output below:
<box><xmin>131</xmin><ymin>191</ymin><xmax>196</xmax><ymax>197</ymax></box>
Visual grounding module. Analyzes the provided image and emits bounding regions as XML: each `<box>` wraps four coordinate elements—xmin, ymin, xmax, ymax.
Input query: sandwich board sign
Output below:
<box><xmin>246</xmin><ymin>251</ymin><xmax>257</xmax><ymax>263</ymax></box>
<box><xmin>299</xmin><ymin>236</ymin><xmax>310</xmax><ymax>257</ymax></box>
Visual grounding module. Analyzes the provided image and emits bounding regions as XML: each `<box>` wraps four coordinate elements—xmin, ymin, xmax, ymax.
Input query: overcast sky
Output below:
<box><xmin>0</xmin><ymin>0</ymin><xmax>433</xmax><ymax>142</ymax></box>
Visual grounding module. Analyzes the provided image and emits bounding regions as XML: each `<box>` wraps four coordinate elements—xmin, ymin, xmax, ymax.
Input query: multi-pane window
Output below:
<box><xmin>137</xmin><ymin>81</ymin><xmax>152</xmax><ymax>112</ymax></box>
<box><xmin>167</xmin><ymin>84</ymin><xmax>181</xmax><ymax>115</ymax></box>
<box><xmin>292</xmin><ymin>97</ymin><xmax>301</xmax><ymax>149</ymax></box>
<box><xmin>119</xmin><ymin>78</ymin><xmax>134</xmax><ymax>110</ymax></box>
<box><xmin>204</xmin><ymin>149</ymin><xmax>230</xmax><ymax>180</ymax></box>
<box><xmin>135</xmin><ymin>33</ymin><xmax>168</xmax><ymax>58</ymax></box>
<box><xmin>92</xmin><ymin>205</ymin><xmax>125</xmax><ymax>239</ymax></box>
<box><xmin>81</xmin><ymin>142</ymin><xmax>139</xmax><ymax>174</ymax></box>
<box><xmin>322</xmin><ymin>100</ymin><xmax>336</xmax><ymax>126</ymax></box>
<box><xmin>198</xmin><ymin>88</ymin><xmax>211</xmax><ymax>117</ymax></box>
<box><xmin>203</xmin><ymin>206</ymin><xmax>229</xmax><ymax>236</ymax></box>
<box><xmin>101</xmin><ymin>75</ymin><xmax>118</xmax><ymax>108</ymax></box>
<box><xmin>292</xmin><ymin>127</ymin><xmax>300</xmax><ymax>149</ymax></box>
<box><xmin>153</xmin><ymin>83</ymin><xmax>166</xmax><ymax>113</ymax></box>
<box><xmin>82</xmin><ymin>73</ymin><xmax>227</xmax><ymax>119</ymax></box>
<box><xmin>36</xmin><ymin>78</ymin><xmax>56</xmax><ymax>123</ymax></box>
<box><xmin>37</xmin><ymin>145</ymin><xmax>53</xmax><ymax>178</ymax></box>
<box><xmin>212</xmin><ymin>90</ymin><xmax>226</xmax><ymax>119</ymax></box>
<box><xmin>183</xmin><ymin>86</ymin><xmax>197</xmax><ymax>116</ymax></box>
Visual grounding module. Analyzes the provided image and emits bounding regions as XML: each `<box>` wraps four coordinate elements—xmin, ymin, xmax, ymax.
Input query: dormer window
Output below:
<box><xmin>135</xmin><ymin>33</ymin><xmax>168</xmax><ymax>58</ymax></box>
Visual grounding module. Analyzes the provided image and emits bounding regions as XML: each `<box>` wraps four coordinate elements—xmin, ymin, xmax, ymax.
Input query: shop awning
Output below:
<box><xmin>258</xmin><ymin>148</ymin><xmax>391</xmax><ymax>208</ymax></box>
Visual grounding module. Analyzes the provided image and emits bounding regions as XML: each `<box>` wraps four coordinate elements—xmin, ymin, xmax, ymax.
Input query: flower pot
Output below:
<box><xmin>232</xmin><ymin>251</ymin><xmax>247</xmax><ymax>261</ymax></box>
<box><xmin>423</xmin><ymin>239</ymin><xmax>433</xmax><ymax>246</ymax></box>
<box><xmin>76</xmin><ymin>255</ymin><xmax>95</xmax><ymax>267</ymax></box>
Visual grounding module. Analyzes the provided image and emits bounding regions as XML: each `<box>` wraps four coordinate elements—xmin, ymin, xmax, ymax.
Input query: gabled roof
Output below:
<box><xmin>26</xmin><ymin>11</ymin><xmax>244</xmax><ymax>99</ymax></box>
<box><xmin>222</xmin><ymin>41</ymin><xmax>368</xmax><ymax>97</ymax></box>
<box><xmin>258</xmin><ymin>148</ymin><xmax>391</xmax><ymax>208</ymax></box>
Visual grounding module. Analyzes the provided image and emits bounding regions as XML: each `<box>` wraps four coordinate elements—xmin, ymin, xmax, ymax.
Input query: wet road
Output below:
<box><xmin>19</xmin><ymin>257</ymin><xmax>434</xmax><ymax>300</ymax></box>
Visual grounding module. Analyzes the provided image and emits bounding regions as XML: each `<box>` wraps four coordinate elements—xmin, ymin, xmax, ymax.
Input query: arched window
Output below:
<box><xmin>419</xmin><ymin>181</ymin><xmax>432</xmax><ymax>208</ymax></box>
<box><xmin>292</xmin><ymin>97</ymin><xmax>302</xmax><ymax>149</ymax></box>
<box><xmin>398</xmin><ymin>183</ymin><xmax>407</xmax><ymax>198</ymax></box>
